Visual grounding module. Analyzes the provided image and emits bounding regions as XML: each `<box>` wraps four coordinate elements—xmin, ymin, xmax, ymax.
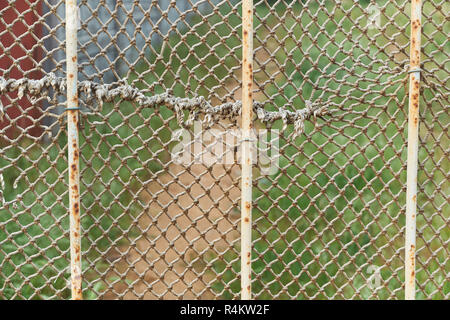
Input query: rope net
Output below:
<box><xmin>0</xmin><ymin>0</ymin><xmax>448</xmax><ymax>300</ymax></box>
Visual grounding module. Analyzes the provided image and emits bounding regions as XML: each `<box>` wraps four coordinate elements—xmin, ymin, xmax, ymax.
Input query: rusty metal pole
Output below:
<box><xmin>66</xmin><ymin>0</ymin><xmax>82</xmax><ymax>300</ymax></box>
<box><xmin>241</xmin><ymin>0</ymin><xmax>253</xmax><ymax>300</ymax></box>
<box><xmin>405</xmin><ymin>0</ymin><xmax>422</xmax><ymax>301</ymax></box>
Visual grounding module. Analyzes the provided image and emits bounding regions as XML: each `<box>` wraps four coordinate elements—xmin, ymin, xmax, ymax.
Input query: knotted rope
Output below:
<box><xmin>0</xmin><ymin>74</ymin><xmax>331</xmax><ymax>136</ymax></box>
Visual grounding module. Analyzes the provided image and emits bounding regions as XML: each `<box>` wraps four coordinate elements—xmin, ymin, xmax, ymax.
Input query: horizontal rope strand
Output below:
<box><xmin>0</xmin><ymin>74</ymin><xmax>331</xmax><ymax>136</ymax></box>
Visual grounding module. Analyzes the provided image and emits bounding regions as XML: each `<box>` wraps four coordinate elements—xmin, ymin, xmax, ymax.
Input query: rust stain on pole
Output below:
<box><xmin>405</xmin><ymin>0</ymin><xmax>422</xmax><ymax>301</ymax></box>
<box><xmin>241</xmin><ymin>0</ymin><xmax>253</xmax><ymax>301</ymax></box>
<box><xmin>66</xmin><ymin>0</ymin><xmax>82</xmax><ymax>300</ymax></box>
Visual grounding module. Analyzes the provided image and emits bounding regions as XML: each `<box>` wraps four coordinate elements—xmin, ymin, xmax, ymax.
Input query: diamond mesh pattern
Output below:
<box><xmin>0</xmin><ymin>0</ymin><xmax>448</xmax><ymax>300</ymax></box>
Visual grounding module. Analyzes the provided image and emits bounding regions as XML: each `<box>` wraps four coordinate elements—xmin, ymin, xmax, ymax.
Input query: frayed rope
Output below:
<box><xmin>0</xmin><ymin>74</ymin><xmax>331</xmax><ymax>136</ymax></box>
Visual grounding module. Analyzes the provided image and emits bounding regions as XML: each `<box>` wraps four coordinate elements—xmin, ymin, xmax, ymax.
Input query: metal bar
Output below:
<box><xmin>66</xmin><ymin>0</ymin><xmax>82</xmax><ymax>300</ymax></box>
<box><xmin>241</xmin><ymin>0</ymin><xmax>253</xmax><ymax>300</ymax></box>
<box><xmin>405</xmin><ymin>0</ymin><xmax>422</xmax><ymax>301</ymax></box>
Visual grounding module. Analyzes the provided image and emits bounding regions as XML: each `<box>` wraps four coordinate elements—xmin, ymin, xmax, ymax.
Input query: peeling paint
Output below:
<box><xmin>66</xmin><ymin>0</ymin><xmax>82</xmax><ymax>300</ymax></box>
<box><xmin>241</xmin><ymin>0</ymin><xmax>253</xmax><ymax>301</ymax></box>
<box><xmin>405</xmin><ymin>0</ymin><xmax>422</xmax><ymax>301</ymax></box>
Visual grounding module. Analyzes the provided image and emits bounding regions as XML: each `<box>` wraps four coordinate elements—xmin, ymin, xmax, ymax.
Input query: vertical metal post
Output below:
<box><xmin>405</xmin><ymin>0</ymin><xmax>422</xmax><ymax>301</ymax></box>
<box><xmin>66</xmin><ymin>0</ymin><xmax>82</xmax><ymax>300</ymax></box>
<box><xmin>241</xmin><ymin>0</ymin><xmax>253</xmax><ymax>300</ymax></box>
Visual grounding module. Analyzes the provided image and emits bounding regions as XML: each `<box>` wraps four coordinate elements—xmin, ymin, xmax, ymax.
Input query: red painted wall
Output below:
<box><xmin>0</xmin><ymin>0</ymin><xmax>43</xmax><ymax>138</ymax></box>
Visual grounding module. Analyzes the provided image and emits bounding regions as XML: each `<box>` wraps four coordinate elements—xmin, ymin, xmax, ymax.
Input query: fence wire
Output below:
<box><xmin>0</xmin><ymin>0</ymin><xmax>448</xmax><ymax>300</ymax></box>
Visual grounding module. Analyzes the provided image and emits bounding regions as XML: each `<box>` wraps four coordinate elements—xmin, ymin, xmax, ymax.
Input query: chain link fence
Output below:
<box><xmin>0</xmin><ymin>0</ymin><xmax>448</xmax><ymax>299</ymax></box>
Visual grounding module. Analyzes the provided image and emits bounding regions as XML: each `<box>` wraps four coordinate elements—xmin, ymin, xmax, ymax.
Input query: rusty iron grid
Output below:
<box><xmin>0</xmin><ymin>0</ymin><xmax>448</xmax><ymax>300</ymax></box>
